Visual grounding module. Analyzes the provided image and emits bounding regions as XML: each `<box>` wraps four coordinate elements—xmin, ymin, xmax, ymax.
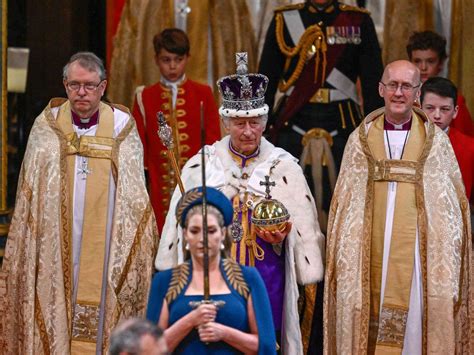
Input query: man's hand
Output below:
<box><xmin>256</xmin><ymin>221</ymin><xmax>292</xmax><ymax>244</ymax></box>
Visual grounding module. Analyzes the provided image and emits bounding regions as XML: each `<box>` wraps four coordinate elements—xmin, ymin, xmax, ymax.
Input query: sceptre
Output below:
<box><xmin>156</xmin><ymin>112</ymin><xmax>185</xmax><ymax>194</ymax></box>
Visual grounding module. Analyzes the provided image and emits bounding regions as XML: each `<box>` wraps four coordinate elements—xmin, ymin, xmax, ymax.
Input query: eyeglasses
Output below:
<box><xmin>66</xmin><ymin>80</ymin><xmax>104</xmax><ymax>92</ymax></box>
<box><xmin>380</xmin><ymin>81</ymin><xmax>420</xmax><ymax>93</ymax></box>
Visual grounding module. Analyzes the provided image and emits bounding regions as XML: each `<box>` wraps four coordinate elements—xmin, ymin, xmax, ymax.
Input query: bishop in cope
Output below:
<box><xmin>324</xmin><ymin>60</ymin><xmax>472</xmax><ymax>354</ymax></box>
<box><xmin>1</xmin><ymin>52</ymin><xmax>158</xmax><ymax>354</ymax></box>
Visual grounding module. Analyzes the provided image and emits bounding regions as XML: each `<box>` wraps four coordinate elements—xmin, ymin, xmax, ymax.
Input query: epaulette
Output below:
<box><xmin>339</xmin><ymin>3</ymin><xmax>370</xmax><ymax>14</ymax></box>
<box><xmin>274</xmin><ymin>2</ymin><xmax>305</xmax><ymax>13</ymax></box>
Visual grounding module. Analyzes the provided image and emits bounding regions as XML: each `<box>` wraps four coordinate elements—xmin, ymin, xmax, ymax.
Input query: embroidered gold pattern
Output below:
<box><xmin>72</xmin><ymin>302</ymin><xmax>100</xmax><ymax>342</ymax></box>
<box><xmin>165</xmin><ymin>262</ymin><xmax>191</xmax><ymax>303</ymax></box>
<box><xmin>223</xmin><ymin>259</ymin><xmax>249</xmax><ymax>299</ymax></box>
<box><xmin>377</xmin><ymin>305</ymin><xmax>409</xmax><ymax>347</ymax></box>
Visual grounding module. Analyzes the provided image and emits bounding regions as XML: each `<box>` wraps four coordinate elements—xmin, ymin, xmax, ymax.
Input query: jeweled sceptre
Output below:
<box><xmin>157</xmin><ymin>112</ymin><xmax>185</xmax><ymax>194</ymax></box>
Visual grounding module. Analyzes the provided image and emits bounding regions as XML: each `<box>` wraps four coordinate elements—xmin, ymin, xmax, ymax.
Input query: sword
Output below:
<box><xmin>189</xmin><ymin>102</ymin><xmax>225</xmax><ymax>311</ymax></box>
<box><xmin>156</xmin><ymin>112</ymin><xmax>185</xmax><ymax>194</ymax></box>
<box><xmin>200</xmin><ymin>101</ymin><xmax>210</xmax><ymax>300</ymax></box>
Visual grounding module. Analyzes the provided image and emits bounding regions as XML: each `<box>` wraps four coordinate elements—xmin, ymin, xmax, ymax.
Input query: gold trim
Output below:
<box><xmin>275</xmin><ymin>13</ymin><xmax>327</xmax><ymax>92</ymax></box>
<box><xmin>35</xmin><ymin>292</ymin><xmax>51</xmax><ymax>354</ymax></box>
<box><xmin>222</xmin><ymin>258</ymin><xmax>249</xmax><ymax>299</ymax></box>
<box><xmin>176</xmin><ymin>98</ymin><xmax>185</xmax><ymax>106</ymax></box>
<box><xmin>115</xmin><ymin>202</ymin><xmax>155</xmax><ymax>295</ymax></box>
<box><xmin>165</xmin><ymin>261</ymin><xmax>190</xmax><ymax>304</ymax></box>
<box><xmin>338</xmin><ymin>103</ymin><xmax>346</xmax><ymax>129</ymax></box>
<box><xmin>176</xmin><ymin>109</ymin><xmax>186</xmax><ymax>118</ymax></box>
<box><xmin>339</xmin><ymin>3</ymin><xmax>370</xmax><ymax>14</ymax></box>
<box><xmin>302</xmin><ymin>128</ymin><xmax>333</xmax><ymax>147</ymax></box>
<box><xmin>177</xmin><ymin>121</ymin><xmax>187</xmax><ymax>129</ymax></box>
<box><xmin>178</xmin><ymin>132</ymin><xmax>189</xmax><ymax>141</ymax></box>
<box><xmin>274</xmin><ymin>3</ymin><xmax>305</xmax><ymax>13</ymax></box>
<box><xmin>44</xmin><ymin>103</ymin><xmax>74</xmax><ymax>337</ymax></box>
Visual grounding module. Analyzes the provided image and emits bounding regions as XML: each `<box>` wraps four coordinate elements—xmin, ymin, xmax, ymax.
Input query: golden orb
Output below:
<box><xmin>251</xmin><ymin>197</ymin><xmax>290</xmax><ymax>234</ymax></box>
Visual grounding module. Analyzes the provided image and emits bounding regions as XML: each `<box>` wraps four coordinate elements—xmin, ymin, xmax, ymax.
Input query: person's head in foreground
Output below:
<box><xmin>420</xmin><ymin>77</ymin><xmax>458</xmax><ymax>131</ymax></box>
<box><xmin>63</xmin><ymin>51</ymin><xmax>107</xmax><ymax>119</ymax></box>
<box><xmin>406</xmin><ymin>30</ymin><xmax>447</xmax><ymax>83</ymax></box>
<box><xmin>153</xmin><ymin>28</ymin><xmax>190</xmax><ymax>83</ymax></box>
<box><xmin>217</xmin><ymin>52</ymin><xmax>269</xmax><ymax>156</ymax></box>
<box><xmin>109</xmin><ymin>318</ymin><xmax>168</xmax><ymax>355</ymax></box>
<box><xmin>379</xmin><ymin>60</ymin><xmax>421</xmax><ymax>124</ymax></box>
<box><xmin>176</xmin><ymin>186</ymin><xmax>233</xmax><ymax>263</ymax></box>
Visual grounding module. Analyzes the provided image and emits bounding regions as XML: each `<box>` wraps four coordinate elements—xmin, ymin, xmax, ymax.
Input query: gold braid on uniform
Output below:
<box><xmin>275</xmin><ymin>13</ymin><xmax>327</xmax><ymax>92</ymax></box>
<box><xmin>165</xmin><ymin>261</ymin><xmax>191</xmax><ymax>304</ymax></box>
<box><xmin>223</xmin><ymin>259</ymin><xmax>250</xmax><ymax>299</ymax></box>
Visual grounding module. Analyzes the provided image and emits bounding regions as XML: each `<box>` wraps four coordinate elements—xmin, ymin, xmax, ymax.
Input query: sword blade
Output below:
<box><xmin>200</xmin><ymin>102</ymin><xmax>210</xmax><ymax>300</ymax></box>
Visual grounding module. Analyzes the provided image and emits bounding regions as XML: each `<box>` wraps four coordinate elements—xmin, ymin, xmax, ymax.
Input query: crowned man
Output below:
<box><xmin>324</xmin><ymin>60</ymin><xmax>472</xmax><ymax>354</ymax></box>
<box><xmin>0</xmin><ymin>52</ymin><xmax>158</xmax><ymax>354</ymax></box>
<box><xmin>155</xmin><ymin>53</ymin><xmax>325</xmax><ymax>354</ymax></box>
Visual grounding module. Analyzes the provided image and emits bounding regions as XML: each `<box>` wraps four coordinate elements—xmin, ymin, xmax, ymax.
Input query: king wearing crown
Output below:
<box><xmin>155</xmin><ymin>53</ymin><xmax>325</xmax><ymax>354</ymax></box>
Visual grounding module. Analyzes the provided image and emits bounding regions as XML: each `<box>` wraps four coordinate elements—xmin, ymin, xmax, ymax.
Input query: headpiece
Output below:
<box><xmin>216</xmin><ymin>52</ymin><xmax>269</xmax><ymax>118</ymax></box>
<box><xmin>176</xmin><ymin>186</ymin><xmax>233</xmax><ymax>227</ymax></box>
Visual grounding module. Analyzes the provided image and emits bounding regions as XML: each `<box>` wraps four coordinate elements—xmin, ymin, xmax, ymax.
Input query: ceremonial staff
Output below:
<box><xmin>157</xmin><ymin>112</ymin><xmax>185</xmax><ymax>194</ymax></box>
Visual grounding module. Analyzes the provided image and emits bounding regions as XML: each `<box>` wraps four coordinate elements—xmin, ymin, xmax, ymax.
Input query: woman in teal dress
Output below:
<box><xmin>147</xmin><ymin>187</ymin><xmax>276</xmax><ymax>354</ymax></box>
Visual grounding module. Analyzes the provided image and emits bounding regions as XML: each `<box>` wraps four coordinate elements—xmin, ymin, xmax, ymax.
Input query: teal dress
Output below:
<box><xmin>146</xmin><ymin>259</ymin><xmax>276</xmax><ymax>354</ymax></box>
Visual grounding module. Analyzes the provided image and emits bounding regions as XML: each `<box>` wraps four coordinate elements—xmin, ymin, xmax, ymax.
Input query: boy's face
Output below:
<box><xmin>155</xmin><ymin>48</ymin><xmax>188</xmax><ymax>82</ymax></box>
<box><xmin>410</xmin><ymin>49</ymin><xmax>444</xmax><ymax>83</ymax></box>
<box><xmin>421</xmin><ymin>92</ymin><xmax>458</xmax><ymax>131</ymax></box>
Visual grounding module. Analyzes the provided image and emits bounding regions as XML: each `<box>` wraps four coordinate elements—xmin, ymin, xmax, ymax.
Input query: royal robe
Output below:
<box><xmin>449</xmin><ymin>126</ymin><xmax>474</xmax><ymax>201</ymax></box>
<box><xmin>156</xmin><ymin>135</ymin><xmax>325</xmax><ymax>355</ymax></box>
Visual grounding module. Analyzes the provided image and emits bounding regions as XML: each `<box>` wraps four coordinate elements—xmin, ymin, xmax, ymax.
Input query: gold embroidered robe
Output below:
<box><xmin>323</xmin><ymin>107</ymin><xmax>473</xmax><ymax>354</ymax></box>
<box><xmin>0</xmin><ymin>99</ymin><xmax>159</xmax><ymax>354</ymax></box>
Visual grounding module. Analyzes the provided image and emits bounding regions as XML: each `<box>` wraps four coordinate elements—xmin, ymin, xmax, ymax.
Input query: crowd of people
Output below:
<box><xmin>0</xmin><ymin>0</ymin><xmax>472</xmax><ymax>354</ymax></box>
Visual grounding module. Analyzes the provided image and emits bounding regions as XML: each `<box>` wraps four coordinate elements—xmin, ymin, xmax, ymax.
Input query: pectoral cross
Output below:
<box><xmin>77</xmin><ymin>157</ymin><xmax>92</xmax><ymax>180</ymax></box>
<box><xmin>260</xmin><ymin>175</ymin><xmax>275</xmax><ymax>199</ymax></box>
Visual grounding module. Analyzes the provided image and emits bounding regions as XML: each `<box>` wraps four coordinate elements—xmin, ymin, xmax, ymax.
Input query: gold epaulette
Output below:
<box><xmin>339</xmin><ymin>3</ymin><xmax>370</xmax><ymax>14</ymax></box>
<box><xmin>274</xmin><ymin>2</ymin><xmax>305</xmax><ymax>13</ymax></box>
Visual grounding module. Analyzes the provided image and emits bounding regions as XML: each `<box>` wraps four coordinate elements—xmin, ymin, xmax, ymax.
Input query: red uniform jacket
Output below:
<box><xmin>449</xmin><ymin>126</ymin><xmax>474</xmax><ymax>200</ymax></box>
<box><xmin>451</xmin><ymin>92</ymin><xmax>474</xmax><ymax>137</ymax></box>
<box><xmin>132</xmin><ymin>79</ymin><xmax>221</xmax><ymax>230</ymax></box>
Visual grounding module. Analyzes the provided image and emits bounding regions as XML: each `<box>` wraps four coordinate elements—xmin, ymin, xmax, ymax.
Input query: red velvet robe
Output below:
<box><xmin>451</xmin><ymin>92</ymin><xmax>474</xmax><ymax>137</ymax></box>
<box><xmin>132</xmin><ymin>79</ymin><xmax>221</xmax><ymax>230</ymax></box>
<box><xmin>449</xmin><ymin>126</ymin><xmax>474</xmax><ymax>200</ymax></box>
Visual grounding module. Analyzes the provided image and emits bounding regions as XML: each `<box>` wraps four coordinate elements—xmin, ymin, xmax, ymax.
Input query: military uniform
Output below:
<box><xmin>259</xmin><ymin>3</ymin><xmax>384</xmax><ymax>353</ymax></box>
<box><xmin>259</xmin><ymin>1</ymin><xmax>383</xmax><ymax>166</ymax></box>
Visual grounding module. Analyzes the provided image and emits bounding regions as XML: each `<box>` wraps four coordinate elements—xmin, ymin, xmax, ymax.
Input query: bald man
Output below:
<box><xmin>324</xmin><ymin>60</ymin><xmax>472</xmax><ymax>354</ymax></box>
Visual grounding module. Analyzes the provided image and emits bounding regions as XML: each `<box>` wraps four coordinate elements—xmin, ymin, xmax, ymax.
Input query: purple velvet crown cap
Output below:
<box><xmin>216</xmin><ymin>52</ymin><xmax>269</xmax><ymax>118</ymax></box>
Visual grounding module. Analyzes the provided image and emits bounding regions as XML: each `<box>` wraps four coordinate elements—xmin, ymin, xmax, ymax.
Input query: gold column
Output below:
<box><xmin>449</xmin><ymin>0</ymin><xmax>474</xmax><ymax>114</ymax></box>
<box><xmin>382</xmin><ymin>0</ymin><xmax>434</xmax><ymax>65</ymax></box>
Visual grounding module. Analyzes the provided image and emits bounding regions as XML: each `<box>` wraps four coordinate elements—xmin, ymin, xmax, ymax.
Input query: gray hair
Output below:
<box><xmin>221</xmin><ymin>114</ymin><xmax>268</xmax><ymax>130</ymax></box>
<box><xmin>63</xmin><ymin>51</ymin><xmax>107</xmax><ymax>81</ymax></box>
<box><xmin>109</xmin><ymin>318</ymin><xmax>164</xmax><ymax>355</ymax></box>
